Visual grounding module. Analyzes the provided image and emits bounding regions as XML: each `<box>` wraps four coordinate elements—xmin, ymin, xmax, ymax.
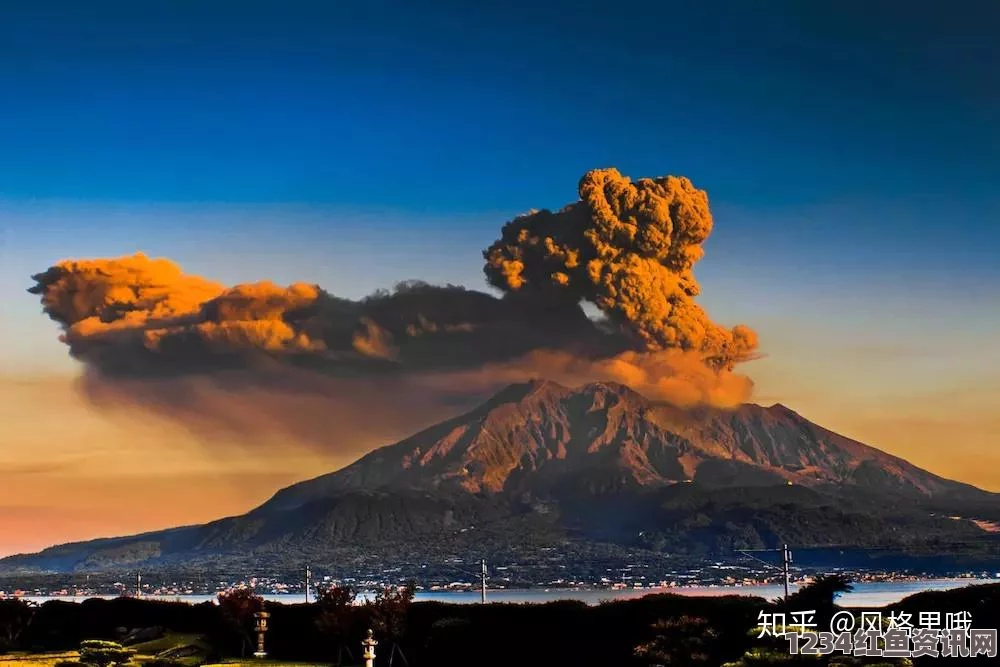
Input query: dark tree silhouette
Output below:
<box><xmin>317</xmin><ymin>583</ymin><xmax>357</xmax><ymax>608</ymax></box>
<box><xmin>0</xmin><ymin>598</ymin><xmax>36</xmax><ymax>653</ymax></box>
<box><xmin>778</xmin><ymin>574</ymin><xmax>854</xmax><ymax>627</ymax></box>
<box><xmin>216</xmin><ymin>587</ymin><xmax>264</xmax><ymax>657</ymax></box>
<box><xmin>365</xmin><ymin>582</ymin><xmax>416</xmax><ymax>667</ymax></box>
<box><xmin>315</xmin><ymin>584</ymin><xmax>359</xmax><ymax>666</ymax></box>
<box><xmin>634</xmin><ymin>615</ymin><xmax>719</xmax><ymax>666</ymax></box>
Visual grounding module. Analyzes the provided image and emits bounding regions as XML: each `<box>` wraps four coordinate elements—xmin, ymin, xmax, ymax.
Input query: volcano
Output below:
<box><xmin>3</xmin><ymin>381</ymin><xmax>999</xmax><ymax>574</ymax></box>
<box><xmin>266</xmin><ymin>379</ymin><xmax>979</xmax><ymax>504</ymax></box>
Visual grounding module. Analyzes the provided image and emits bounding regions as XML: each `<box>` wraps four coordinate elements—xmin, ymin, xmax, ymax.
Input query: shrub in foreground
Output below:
<box><xmin>79</xmin><ymin>639</ymin><xmax>135</xmax><ymax>667</ymax></box>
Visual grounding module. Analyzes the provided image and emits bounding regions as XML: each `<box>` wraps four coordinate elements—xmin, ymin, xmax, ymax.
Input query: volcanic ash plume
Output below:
<box><xmin>484</xmin><ymin>167</ymin><xmax>758</xmax><ymax>371</ymax></box>
<box><xmin>28</xmin><ymin>255</ymin><xmax>327</xmax><ymax>368</ymax></box>
<box><xmin>28</xmin><ymin>168</ymin><xmax>759</xmax><ymax>452</ymax></box>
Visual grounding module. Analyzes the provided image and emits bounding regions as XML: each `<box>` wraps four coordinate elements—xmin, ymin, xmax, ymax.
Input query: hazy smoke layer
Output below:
<box><xmin>29</xmin><ymin>168</ymin><xmax>758</xmax><ymax>451</ymax></box>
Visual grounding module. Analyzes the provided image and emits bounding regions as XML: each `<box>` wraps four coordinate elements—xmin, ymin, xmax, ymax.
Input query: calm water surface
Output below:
<box><xmin>14</xmin><ymin>579</ymin><xmax>1000</xmax><ymax>608</ymax></box>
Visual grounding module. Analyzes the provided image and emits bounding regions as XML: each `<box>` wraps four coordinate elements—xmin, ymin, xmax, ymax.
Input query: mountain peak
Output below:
<box><xmin>484</xmin><ymin>378</ymin><xmax>569</xmax><ymax>405</ymax></box>
<box><xmin>263</xmin><ymin>379</ymin><xmax>984</xmax><ymax>512</ymax></box>
<box><xmin>767</xmin><ymin>402</ymin><xmax>798</xmax><ymax>414</ymax></box>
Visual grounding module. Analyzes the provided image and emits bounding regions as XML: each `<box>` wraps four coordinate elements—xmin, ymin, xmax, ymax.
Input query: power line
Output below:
<box><xmin>736</xmin><ymin>546</ymin><xmax>792</xmax><ymax>600</ymax></box>
<box><xmin>730</xmin><ymin>538</ymin><xmax>1000</xmax><ymax>557</ymax></box>
<box><xmin>736</xmin><ymin>550</ymin><xmax>785</xmax><ymax>567</ymax></box>
<box><xmin>435</xmin><ymin>561</ymin><xmax>488</xmax><ymax>580</ymax></box>
<box><xmin>797</xmin><ymin>542</ymin><xmax>1000</xmax><ymax>552</ymax></box>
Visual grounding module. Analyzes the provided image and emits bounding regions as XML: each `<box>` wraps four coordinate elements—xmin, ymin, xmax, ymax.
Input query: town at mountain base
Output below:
<box><xmin>4</xmin><ymin>380</ymin><xmax>999</xmax><ymax>574</ymax></box>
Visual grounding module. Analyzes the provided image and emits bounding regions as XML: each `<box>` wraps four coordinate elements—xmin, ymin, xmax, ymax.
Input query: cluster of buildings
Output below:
<box><xmin>2</xmin><ymin>562</ymin><xmax>997</xmax><ymax>601</ymax></box>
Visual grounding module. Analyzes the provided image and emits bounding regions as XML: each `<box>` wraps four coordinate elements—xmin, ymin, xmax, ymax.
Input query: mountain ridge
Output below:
<box><xmin>3</xmin><ymin>380</ymin><xmax>997</xmax><ymax>573</ymax></box>
<box><xmin>262</xmin><ymin>379</ymin><xmax>983</xmax><ymax>510</ymax></box>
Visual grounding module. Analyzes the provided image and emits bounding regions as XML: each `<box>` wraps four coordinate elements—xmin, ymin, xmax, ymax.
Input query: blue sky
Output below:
<box><xmin>2</xmin><ymin>0</ymin><xmax>998</xmax><ymax>370</ymax></box>
<box><xmin>2</xmin><ymin>0</ymin><xmax>996</xmax><ymax>327</ymax></box>
<box><xmin>2</xmin><ymin>0</ymin><xmax>998</xmax><ymax>367</ymax></box>
<box><xmin>2</xmin><ymin>1</ymin><xmax>998</xmax><ymax>207</ymax></box>
<box><xmin>1</xmin><ymin>1</ymin><xmax>1000</xmax><ymax>550</ymax></box>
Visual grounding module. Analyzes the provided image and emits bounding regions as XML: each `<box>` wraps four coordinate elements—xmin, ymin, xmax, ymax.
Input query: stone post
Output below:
<box><xmin>362</xmin><ymin>628</ymin><xmax>377</xmax><ymax>667</ymax></box>
<box><xmin>253</xmin><ymin>610</ymin><xmax>270</xmax><ymax>659</ymax></box>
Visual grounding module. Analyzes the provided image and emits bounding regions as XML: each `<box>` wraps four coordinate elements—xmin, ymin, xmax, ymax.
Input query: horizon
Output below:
<box><xmin>2</xmin><ymin>0</ymin><xmax>999</xmax><ymax>557</ymax></box>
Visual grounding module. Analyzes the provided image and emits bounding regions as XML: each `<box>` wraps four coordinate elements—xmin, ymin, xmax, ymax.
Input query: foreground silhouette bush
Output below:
<box><xmin>79</xmin><ymin>639</ymin><xmax>135</xmax><ymax>666</ymax></box>
<box><xmin>363</xmin><ymin>582</ymin><xmax>416</xmax><ymax>667</ymax></box>
<box><xmin>216</xmin><ymin>587</ymin><xmax>263</xmax><ymax>657</ymax></box>
<box><xmin>15</xmin><ymin>582</ymin><xmax>996</xmax><ymax>666</ymax></box>
<box><xmin>776</xmin><ymin>574</ymin><xmax>854</xmax><ymax>628</ymax></box>
<box><xmin>315</xmin><ymin>584</ymin><xmax>360</xmax><ymax>665</ymax></box>
<box><xmin>0</xmin><ymin>597</ymin><xmax>36</xmax><ymax>653</ymax></box>
<box><xmin>635</xmin><ymin>614</ymin><xmax>719</xmax><ymax>665</ymax></box>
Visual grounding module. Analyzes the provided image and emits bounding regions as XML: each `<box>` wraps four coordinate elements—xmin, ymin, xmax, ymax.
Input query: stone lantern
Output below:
<box><xmin>253</xmin><ymin>610</ymin><xmax>270</xmax><ymax>659</ymax></box>
<box><xmin>361</xmin><ymin>628</ymin><xmax>377</xmax><ymax>667</ymax></box>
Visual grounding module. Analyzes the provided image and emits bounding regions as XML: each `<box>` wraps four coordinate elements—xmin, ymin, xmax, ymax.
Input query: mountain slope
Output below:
<box><xmin>3</xmin><ymin>381</ymin><xmax>997</xmax><ymax>573</ymax></box>
<box><xmin>264</xmin><ymin>380</ymin><xmax>981</xmax><ymax>510</ymax></box>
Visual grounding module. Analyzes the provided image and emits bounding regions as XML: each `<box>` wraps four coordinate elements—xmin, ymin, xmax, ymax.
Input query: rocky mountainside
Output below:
<box><xmin>3</xmin><ymin>381</ymin><xmax>998</xmax><ymax>573</ymax></box>
<box><xmin>264</xmin><ymin>380</ymin><xmax>981</xmax><ymax>510</ymax></box>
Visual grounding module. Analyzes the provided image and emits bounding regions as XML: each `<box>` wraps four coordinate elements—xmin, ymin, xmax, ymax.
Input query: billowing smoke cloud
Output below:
<box><xmin>28</xmin><ymin>168</ymin><xmax>759</xmax><ymax>452</ymax></box>
<box><xmin>484</xmin><ymin>168</ymin><xmax>758</xmax><ymax>371</ymax></box>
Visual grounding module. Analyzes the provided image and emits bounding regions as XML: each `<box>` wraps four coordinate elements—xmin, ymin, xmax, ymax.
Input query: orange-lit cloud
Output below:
<box><xmin>483</xmin><ymin>168</ymin><xmax>758</xmax><ymax>370</ymax></box>
<box><xmin>26</xmin><ymin>168</ymin><xmax>758</xmax><ymax>452</ymax></box>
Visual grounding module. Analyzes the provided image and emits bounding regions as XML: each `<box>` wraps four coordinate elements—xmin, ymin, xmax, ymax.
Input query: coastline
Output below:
<box><xmin>5</xmin><ymin>577</ymin><xmax>999</xmax><ymax>609</ymax></box>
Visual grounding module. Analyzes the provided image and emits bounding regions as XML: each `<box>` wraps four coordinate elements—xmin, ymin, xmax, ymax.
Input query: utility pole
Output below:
<box><xmin>737</xmin><ymin>545</ymin><xmax>793</xmax><ymax>601</ymax></box>
<box><xmin>136</xmin><ymin>571</ymin><xmax>142</xmax><ymax>598</ymax></box>
<box><xmin>305</xmin><ymin>565</ymin><xmax>311</xmax><ymax>604</ymax></box>
<box><xmin>782</xmin><ymin>544</ymin><xmax>791</xmax><ymax>601</ymax></box>
<box><xmin>480</xmin><ymin>559</ymin><xmax>487</xmax><ymax>604</ymax></box>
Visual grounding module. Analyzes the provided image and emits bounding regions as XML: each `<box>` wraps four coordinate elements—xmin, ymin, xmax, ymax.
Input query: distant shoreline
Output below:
<box><xmin>6</xmin><ymin>577</ymin><xmax>999</xmax><ymax>609</ymax></box>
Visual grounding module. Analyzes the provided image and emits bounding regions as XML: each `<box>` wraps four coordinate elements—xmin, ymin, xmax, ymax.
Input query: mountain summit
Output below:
<box><xmin>3</xmin><ymin>381</ymin><xmax>997</xmax><ymax>573</ymax></box>
<box><xmin>264</xmin><ymin>380</ymin><xmax>977</xmax><ymax>510</ymax></box>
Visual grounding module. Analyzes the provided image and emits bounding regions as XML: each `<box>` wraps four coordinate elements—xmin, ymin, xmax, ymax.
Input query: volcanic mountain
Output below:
<box><xmin>266</xmin><ymin>379</ymin><xmax>978</xmax><ymax>506</ymax></box>
<box><xmin>4</xmin><ymin>381</ymin><xmax>999</xmax><ymax>574</ymax></box>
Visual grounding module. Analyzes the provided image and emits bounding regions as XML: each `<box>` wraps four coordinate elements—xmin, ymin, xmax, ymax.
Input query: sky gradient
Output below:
<box><xmin>1</xmin><ymin>1</ymin><xmax>998</xmax><ymax>555</ymax></box>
